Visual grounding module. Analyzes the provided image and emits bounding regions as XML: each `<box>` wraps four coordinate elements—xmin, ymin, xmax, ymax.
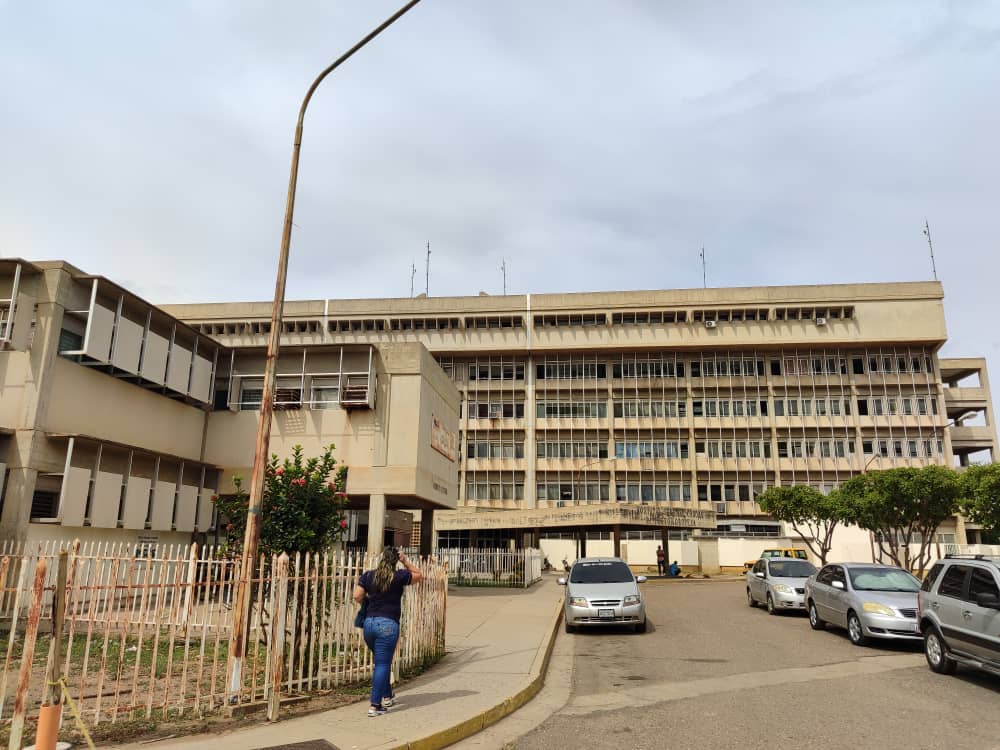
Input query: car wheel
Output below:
<box><xmin>747</xmin><ymin>588</ymin><xmax>757</xmax><ymax>608</ymax></box>
<box><xmin>634</xmin><ymin>619</ymin><xmax>647</xmax><ymax>634</ymax></box>
<box><xmin>847</xmin><ymin>610</ymin><xmax>868</xmax><ymax>646</ymax></box>
<box><xmin>924</xmin><ymin>628</ymin><xmax>957</xmax><ymax>675</ymax></box>
<box><xmin>766</xmin><ymin>594</ymin><xmax>777</xmax><ymax>615</ymax></box>
<box><xmin>808</xmin><ymin>601</ymin><xmax>825</xmax><ymax>630</ymax></box>
<box><xmin>564</xmin><ymin>619</ymin><xmax>575</xmax><ymax>634</ymax></box>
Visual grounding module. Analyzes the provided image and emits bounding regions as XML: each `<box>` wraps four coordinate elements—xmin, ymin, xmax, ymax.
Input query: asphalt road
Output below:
<box><xmin>503</xmin><ymin>580</ymin><xmax>1000</xmax><ymax>750</ymax></box>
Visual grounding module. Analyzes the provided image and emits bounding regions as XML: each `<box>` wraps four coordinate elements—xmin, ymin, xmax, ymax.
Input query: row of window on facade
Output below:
<box><xmin>440</xmin><ymin>354</ymin><xmax>934</xmax><ymax>382</ymax></box>
<box><xmin>234</xmin><ymin>377</ymin><xmax>344</xmax><ymax>410</ymax></box>
<box><xmin>462</xmin><ymin>395</ymin><xmax>940</xmax><ymax>421</ymax></box>
<box><xmin>199</xmin><ymin>315</ymin><xmax>527</xmax><ymax>336</ymax></box>
<box><xmin>28</xmin><ymin>457</ymin><xmax>218</xmax><ymax>532</ymax></box>
<box><xmin>203</xmin><ymin>303</ymin><xmax>858</xmax><ymax>338</ymax></box>
<box><xmin>465</xmin><ymin>437</ymin><xmax>945</xmax><ymax>462</ymax></box>
<box><xmin>462</xmin><ymin>478</ymin><xmax>773</xmax><ymax>504</ymax></box>
<box><xmin>434</xmin><ymin>529</ymin><xmax>693</xmax><ymax>548</ymax></box>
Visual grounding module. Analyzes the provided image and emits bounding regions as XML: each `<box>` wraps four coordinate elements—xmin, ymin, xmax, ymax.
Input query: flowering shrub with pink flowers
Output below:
<box><xmin>215</xmin><ymin>444</ymin><xmax>349</xmax><ymax>558</ymax></box>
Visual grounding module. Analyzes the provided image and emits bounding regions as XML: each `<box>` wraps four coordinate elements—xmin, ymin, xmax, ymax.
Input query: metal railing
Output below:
<box><xmin>436</xmin><ymin>548</ymin><xmax>543</xmax><ymax>588</ymax></box>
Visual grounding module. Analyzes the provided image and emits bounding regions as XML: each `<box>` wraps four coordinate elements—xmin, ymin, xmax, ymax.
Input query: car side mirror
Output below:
<box><xmin>636</xmin><ymin>576</ymin><xmax>647</xmax><ymax>584</ymax></box>
<box><xmin>755</xmin><ymin>572</ymin><xmax>765</xmax><ymax>579</ymax></box>
<box><xmin>976</xmin><ymin>592</ymin><xmax>1000</xmax><ymax>610</ymax></box>
<box><xmin>832</xmin><ymin>580</ymin><xmax>845</xmax><ymax>590</ymax></box>
<box><xmin>557</xmin><ymin>577</ymin><xmax>567</xmax><ymax>586</ymax></box>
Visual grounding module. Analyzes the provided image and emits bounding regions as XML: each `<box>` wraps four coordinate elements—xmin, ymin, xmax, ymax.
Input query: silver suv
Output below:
<box><xmin>918</xmin><ymin>554</ymin><xmax>1000</xmax><ymax>678</ymax></box>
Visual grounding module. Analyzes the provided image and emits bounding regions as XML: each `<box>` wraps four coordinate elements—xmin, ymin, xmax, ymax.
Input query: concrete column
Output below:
<box><xmin>420</xmin><ymin>508</ymin><xmax>435</xmax><ymax>557</ymax></box>
<box><xmin>660</xmin><ymin>527</ymin><xmax>671</xmax><ymax>572</ymax></box>
<box><xmin>954</xmin><ymin>513</ymin><xmax>968</xmax><ymax>546</ymax></box>
<box><xmin>367</xmin><ymin>494</ymin><xmax>387</xmax><ymax>557</ymax></box>
<box><xmin>612</xmin><ymin>524</ymin><xmax>621</xmax><ymax>558</ymax></box>
<box><xmin>697</xmin><ymin>538</ymin><xmax>720</xmax><ymax>576</ymax></box>
<box><xmin>0</xmin><ymin>466</ymin><xmax>37</xmax><ymax>542</ymax></box>
<box><xmin>578</xmin><ymin>530</ymin><xmax>588</xmax><ymax>559</ymax></box>
<box><xmin>525</xmin><ymin>353</ymin><xmax>537</xmax><ymax>509</ymax></box>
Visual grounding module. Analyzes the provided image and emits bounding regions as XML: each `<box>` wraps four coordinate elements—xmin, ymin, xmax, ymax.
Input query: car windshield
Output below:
<box><xmin>769</xmin><ymin>560</ymin><xmax>817</xmax><ymax>578</ymax></box>
<box><xmin>570</xmin><ymin>561</ymin><xmax>634</xmax><ymax>584</ymax></box>
<box><xmin>848</xmin><ymin>568</ymin><xmax>920</xmax><ymax>592</ymax></box>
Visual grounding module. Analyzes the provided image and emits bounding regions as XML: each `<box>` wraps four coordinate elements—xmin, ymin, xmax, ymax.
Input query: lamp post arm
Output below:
<box><xmin>297</xmin><ymin>0</ymin><xmax>423</xmax><ymax>125</ymax></box>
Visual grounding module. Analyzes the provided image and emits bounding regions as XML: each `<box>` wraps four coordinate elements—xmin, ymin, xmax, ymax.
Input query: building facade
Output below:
<box><xmin>2</xmin><ymin>258</ymin><xmax>997</xmax><ymax>559</ymax></box>
<box><xmin>165</xmin><ymin>277</ymin><xmax>998</xmax><ymax>549</ymax></box>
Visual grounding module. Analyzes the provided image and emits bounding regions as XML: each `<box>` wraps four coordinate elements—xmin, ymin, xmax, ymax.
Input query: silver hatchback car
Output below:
<box><xmin>804</xmin><ymin>563</ymin><xmax>922</xmax><ymax>646</ymax></box>
<box><xmin>559</xmin><ymin>557</ymin><xmax>647</xmax><ymax>633</ymax></box>
<box><xmin>747</xmin><ymin>557</ymin><xmax>817</xmax><ymax>614</ymax></box>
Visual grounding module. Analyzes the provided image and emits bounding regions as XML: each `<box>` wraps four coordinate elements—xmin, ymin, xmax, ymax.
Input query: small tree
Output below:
<box><xmin>757</xmin><ymin>485</ymin><xmax>847</xmax><ymax>565</ymax></box>
<box><xmin>215</xmin><ymin>443</ymin><xmax>349</xmax><ymax>559</ymax></box>
<box><xmin>839</xmin><ymin>465</ymin><xmax>961</xmax><ymax>573</ymax></box>
<box><xmin>214</xmin><ymin>444</ymin><xmax>348</xmax><ymax>667</ymax></box>
<box><xmin>960</xmin><ymin>462</ymin><xmax>1000</xmax><ymax>536</ymax></box>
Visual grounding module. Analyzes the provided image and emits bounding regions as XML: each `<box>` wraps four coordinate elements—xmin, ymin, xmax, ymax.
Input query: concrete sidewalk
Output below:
<box><xmin>109</xmin><ymin>577</ymin><xmax>564</xmax><ymax>750</ymax></box>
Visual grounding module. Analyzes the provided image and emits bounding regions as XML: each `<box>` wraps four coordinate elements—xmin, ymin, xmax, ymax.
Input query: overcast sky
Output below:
<box><xmin>2</xmin><ymin>1</ymin><xmax>998</xmax><ymax>375</ymax></box>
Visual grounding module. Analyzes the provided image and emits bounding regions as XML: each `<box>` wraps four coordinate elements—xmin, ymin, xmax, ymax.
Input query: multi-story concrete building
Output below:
<box><xmin>166</xmin><ymin>276</ymin><xmax>997</xmax><ymax>548</ymax></box>
<box><xmin>2</xmin><ymin>258</ymin><xmax>997</xmax><ymax>562</ymax></box>
<box><xmin>0</xmin><ymin>259</ymin><xmax>461</xmax><ymax>553</ymax></box>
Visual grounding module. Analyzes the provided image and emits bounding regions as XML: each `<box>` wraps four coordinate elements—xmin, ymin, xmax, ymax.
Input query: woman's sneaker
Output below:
<box><xmin>382</xmin><ymin>695</ymin><xmax>395</xmax><ymax>708</ymax></box>
<box><xmin>368</xmin><ymin>705</ymin><xmax>388</xmax><ymax>717</ymax></box>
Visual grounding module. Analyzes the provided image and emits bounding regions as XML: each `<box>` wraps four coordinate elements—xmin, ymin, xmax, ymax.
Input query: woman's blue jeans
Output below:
<box><xmin>363</xmin><ymin>616</ymin><xmax>400</xmax><ymax>707</ymax></box>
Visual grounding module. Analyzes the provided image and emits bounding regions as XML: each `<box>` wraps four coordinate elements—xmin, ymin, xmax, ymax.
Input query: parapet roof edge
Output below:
<box><xmin>160</xmin><ymin>279</ymin><xmax>945</xmax><ymax>316</ymax></box>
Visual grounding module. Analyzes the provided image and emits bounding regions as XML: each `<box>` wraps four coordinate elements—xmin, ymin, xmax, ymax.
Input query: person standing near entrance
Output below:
<box><xmin>353</xmin><ymin>548</ymin><xmax>423</xmax><ymax>717</ymax></box>
<box><xmin>656</xmin><ymin>545</ymin><xmax>666</xmax><ymax>575</ymax></box>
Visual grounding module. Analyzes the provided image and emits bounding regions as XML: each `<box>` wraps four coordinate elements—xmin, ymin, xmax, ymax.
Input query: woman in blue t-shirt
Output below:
<box><xmin>353</xmin><ymin>547</ymin><xmax>423</xmax><ymax>717</ymax></box>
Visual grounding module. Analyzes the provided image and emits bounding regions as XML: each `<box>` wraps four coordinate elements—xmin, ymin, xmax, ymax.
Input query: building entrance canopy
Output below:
<box><xmin>436</xmin><ymin>504</ymin><xmax>717</xmax><ymax>532</ymax></box>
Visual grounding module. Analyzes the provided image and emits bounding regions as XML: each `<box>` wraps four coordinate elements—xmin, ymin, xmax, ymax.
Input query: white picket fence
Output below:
<box><xmin>0</xmin><ymin>539</ymin><xmax>447</xmax><ymax>746</ymax></box>
<box><xmin>438</xmin><ymin>548</ymin><xmax>543</xmax><ymax>588</ymax></box>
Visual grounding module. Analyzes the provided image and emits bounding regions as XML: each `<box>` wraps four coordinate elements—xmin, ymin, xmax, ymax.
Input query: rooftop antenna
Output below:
<box><xmin>500</xmin><ymin>259</ymin><xmax>507</xmax><ymax>295</ymax></box>
<box><xmin>922</xmin><ymin>220</ymin><xmax>938</xmax><ymax>281</ymax></box>
<box><xmin>410</xmin><ymin>261</ymin><xmax>417</xmax><ymax>298</ymax></box>
<box><xmin>699</xmin><ymin>246</ymin><xmax>707</xmax><ymax>288</ymax></box>
<box><xmin>425</xmin><ymin>242</ymin><xmax>431</xmax><ymax>296</ymax></box>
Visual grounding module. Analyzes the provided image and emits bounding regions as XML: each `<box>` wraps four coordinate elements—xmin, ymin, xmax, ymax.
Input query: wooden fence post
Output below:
<box><xmin>8</xmin><ymin>558</ymin><xmax>47</xmax><ymax>750</ymax></box>
<box><xmin>440</xmin><ymin>560</ymin><xmax>448</xmax><ymax>655</ymax></box>
<box><xmin>267</xmin><ymin>553</ymin><xmax>289</xmax><ymax>722</ymax></box>
<box><xmin>35</xmin><ymin>551</ymin><xmax>69</xmax><ymax>750</ymax></box>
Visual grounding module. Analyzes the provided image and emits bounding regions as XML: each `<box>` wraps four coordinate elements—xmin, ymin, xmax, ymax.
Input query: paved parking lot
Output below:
<box><xmin>507</xmin><ymin>580</ymin><xmax>1000</xmax><ymax>750</ymax></box>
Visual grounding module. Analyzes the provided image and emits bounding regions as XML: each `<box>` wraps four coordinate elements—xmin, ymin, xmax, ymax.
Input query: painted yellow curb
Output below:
<box><xmin>392</xmin><ymin>598</ymin><xmax>564</xmax><ymax>750</ymax></box>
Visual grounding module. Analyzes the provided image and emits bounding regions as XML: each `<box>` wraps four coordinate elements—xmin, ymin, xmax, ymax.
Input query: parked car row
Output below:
<box><xmin>746</xmin><ymin>553</ymin><xmax>1000</xmax><ymax>681</ymax></box>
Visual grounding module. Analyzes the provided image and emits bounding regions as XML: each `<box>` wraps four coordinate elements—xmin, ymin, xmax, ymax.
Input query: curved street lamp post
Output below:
<box><xmin>227</xmin><ymin>0</ymin><xmax>424</xmax><ymax>701</ymax></box>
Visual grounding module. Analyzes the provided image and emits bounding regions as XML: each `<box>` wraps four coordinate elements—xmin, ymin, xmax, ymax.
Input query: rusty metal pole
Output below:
<box><xmin>9</xmin><ymin>558</ymin><xmax>47</xmax><ymax>750</ymax></box>
<box><xmin>226</xmin><ymin>0</ymin><xmax>424</xmax><ymax>703</ymax></box>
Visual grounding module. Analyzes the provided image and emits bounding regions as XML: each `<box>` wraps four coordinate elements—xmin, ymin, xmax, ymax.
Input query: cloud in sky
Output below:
<box><xmin>1</xmin><ymin>1</ymin><xmax>998</xmax><ymax>375</ymax></box>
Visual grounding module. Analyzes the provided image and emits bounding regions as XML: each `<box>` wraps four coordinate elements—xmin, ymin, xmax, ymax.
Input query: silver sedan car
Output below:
<box><xmin>559</xmin><ymin>557</ymin><xmax>647</xmax><ymax>633</ymax></box>
<box><xmin>804</xmin><ymin>563</ymin><xmax>922</xmax><ymax>646</ymax></box>
<box><xmin>747</xmin><ymin>557</ymin><xmax>817</xmax><ymax>614</ymax></box>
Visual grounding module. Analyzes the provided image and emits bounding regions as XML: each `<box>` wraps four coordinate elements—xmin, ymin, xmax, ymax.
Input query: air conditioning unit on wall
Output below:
<box><xmin>705</xmin><ymin>320</ymin><xmax>718</xmax><ymax>329</ymax></box>
<box><xmin>715</xmin><ymin>502</ymin><xmax>727</xmax><ymax>514</ymax></box>
<box><xmin>815</xmin><ymin>317</ymin><xmax>827</xmax><ymax>326</ymax></box>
